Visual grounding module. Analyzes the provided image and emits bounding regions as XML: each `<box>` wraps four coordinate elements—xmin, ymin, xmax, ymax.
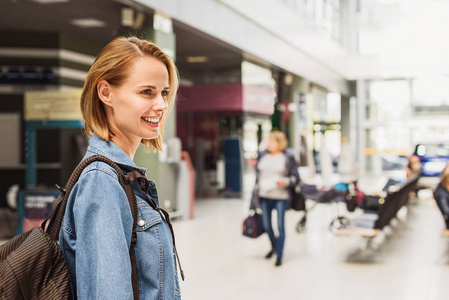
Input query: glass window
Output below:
<box><xmin>412</xmin><ymin>76</ymin><xmax>449</xmax><ymax>106</ymax></box>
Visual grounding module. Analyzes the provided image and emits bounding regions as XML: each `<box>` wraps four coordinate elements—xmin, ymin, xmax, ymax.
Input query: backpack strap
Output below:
<box><xmin>123</xmin><ymin>170</ymin><xmax>185</xmax><ymax>281</ymax></box>
<box><xmin>43</xmin><ymin>154</ymin><xmax>139</xmax><ymax>300</ymax></box>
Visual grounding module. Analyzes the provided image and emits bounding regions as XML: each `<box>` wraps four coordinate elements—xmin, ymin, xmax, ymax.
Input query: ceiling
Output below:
<box><xmin>3</xmin><ymin>0</ymin><xmax>447</xmax><ymax>87</ymax></box>
<box><xmin>349</xmin><ymin>0</ymin><xmax>449</xmax><ymax>79</ymax></box>
<box><xmin>219</xmin><ymin>0</ymin><xmax>449</xmax><ymax>80</ymax></box>
<box><xmin>0</xmin><ymin>0</ymin><xmax>243</xmax><ymax>78</ymax></box>
<box><xmin>0</xmin><ymin>0</ymin><xmax>124</xmax><ymax>45</ymax></box>
<box><xmin>173</xmin><ymin>22</ymin><xmax>242</xmax><ymax>79</ymax></box>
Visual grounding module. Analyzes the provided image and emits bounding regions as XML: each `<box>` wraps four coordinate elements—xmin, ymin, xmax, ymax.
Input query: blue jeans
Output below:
<box><xmin>260</xmin><ymin>197</ymin><xmax>287</xmax><ymax>259</ymax></box>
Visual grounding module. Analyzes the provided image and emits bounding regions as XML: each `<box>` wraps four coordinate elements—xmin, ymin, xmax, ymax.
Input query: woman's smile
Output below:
<box><xmin>142</xmin><ymin>116</ymin><xmax>161</xmax><ymax>127</ymax></box>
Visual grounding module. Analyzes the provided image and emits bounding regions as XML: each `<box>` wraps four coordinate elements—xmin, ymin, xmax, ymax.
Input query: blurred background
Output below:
<box><xmin>1</xmin><ymin>0</ymin><xmax>449</xmax><ymax>299</ymax></box>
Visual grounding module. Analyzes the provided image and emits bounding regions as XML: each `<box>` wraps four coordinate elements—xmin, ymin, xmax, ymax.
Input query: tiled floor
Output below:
<box><xmin>2</xmin><ymin>173</ymin><xmax>448</xmax><ymax>300</ymax></box>
<box><xmin>173</xmin><ymin>190</ymin><xmax>449</xmax><ymax>300</ymax></box>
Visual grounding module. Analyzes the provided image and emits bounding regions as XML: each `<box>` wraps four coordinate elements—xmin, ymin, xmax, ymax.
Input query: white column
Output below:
<box><xmin>356</xmin><ymin>79</ymin><xmax>366</xmax><ymax>177</ymax></box>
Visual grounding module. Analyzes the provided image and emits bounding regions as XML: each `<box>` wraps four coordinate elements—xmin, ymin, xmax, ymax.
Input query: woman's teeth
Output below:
<box><xmin>142</xmin><ymin>117</ymin><xmax>159</xmax><ymax>124</ymax></box>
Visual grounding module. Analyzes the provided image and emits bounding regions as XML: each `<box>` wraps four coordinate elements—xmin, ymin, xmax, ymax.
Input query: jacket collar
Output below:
<box><xmin>85</xmin><ymin>133</ymin><xmax>147</xmax><ymax>175</ymax></box>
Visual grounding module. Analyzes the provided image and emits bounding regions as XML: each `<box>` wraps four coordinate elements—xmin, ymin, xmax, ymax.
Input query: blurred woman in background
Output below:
<box><xmin>250</xmin><ymin>131</ymin><xmax>300</xmax><ymax>266</ymax></box>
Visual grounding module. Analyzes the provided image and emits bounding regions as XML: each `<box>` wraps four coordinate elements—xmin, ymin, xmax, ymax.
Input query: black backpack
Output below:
<box><xmin>0</xmin><ymin>155</ymin><xmax>139</xmax><ymax>300</ymax></box>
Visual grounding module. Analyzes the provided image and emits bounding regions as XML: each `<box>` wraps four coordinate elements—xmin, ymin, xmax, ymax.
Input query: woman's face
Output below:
<box><xmin>104</xmin><ymin>55</ymin><xmax>169</xmax><ymax>145</ymax></box>
<box><xmin>267</xmin><ymin>136</ymin><xmax>280</xmax><ymax>153</ymax></box>
<box><xmin>410</xmin><ymin>157</ymin><xmax>421</xmax><ymax>168</ymax></box>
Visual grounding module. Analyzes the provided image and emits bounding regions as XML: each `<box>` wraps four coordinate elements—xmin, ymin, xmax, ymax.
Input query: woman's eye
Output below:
<box><xmin>161</xmin><ymin>90</ymin><xmax>169</xmax><ymax>97</ymax></box>
<box><xmin>142</xmin><ymin>89</ymin><xmax>152</xmax><ymax>96</ymax></box>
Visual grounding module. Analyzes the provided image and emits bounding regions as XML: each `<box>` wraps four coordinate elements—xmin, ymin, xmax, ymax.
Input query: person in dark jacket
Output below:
<box><xmin>250</xmin><ymin>131</ymin><xmax>300</xmax><ymax>266</ymax></box>
<box><xmin>434</xmin><ymin>172</ymin><xmax>449</xmax><ymax>229</ymax></box>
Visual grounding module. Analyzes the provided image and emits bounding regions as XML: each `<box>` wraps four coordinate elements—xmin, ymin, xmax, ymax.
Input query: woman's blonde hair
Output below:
<box><xmin>269</xmin><ymin>131</ymin><xmax>288</xmax><ymax>151</ymax></box>
<box><xmin>441</xmin><ymin>172</ymin><xmax>449</xmax><ymax>186</ymax></box>
<box><xmin>81</xmin><ymin>36</ymin><xmax>179</xmax><ymax>152</ymax></box>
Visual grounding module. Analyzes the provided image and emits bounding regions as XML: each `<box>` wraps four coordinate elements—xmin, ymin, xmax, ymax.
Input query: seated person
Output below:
<box><xmin>434</xmin><ymin>172</ymin><xmax>449</xmax><ymax>229</ymax></box>
<box><xmin>405</xmin><ymin>155</ymin><xmax>422</xmax><ymax>180</ymax></box>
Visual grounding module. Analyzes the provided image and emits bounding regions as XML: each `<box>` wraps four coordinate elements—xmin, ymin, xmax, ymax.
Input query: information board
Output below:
<box><xmin>24</xmin><ymin>89</ymin><xmax>83</xmax><ymax>121</ymax></box>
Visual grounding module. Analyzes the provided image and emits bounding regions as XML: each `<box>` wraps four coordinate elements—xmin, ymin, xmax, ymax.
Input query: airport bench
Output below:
<box><xmin>337</xmin><ymin>175</ymin><xmax>420</xmax><ymax>244</ymax></box>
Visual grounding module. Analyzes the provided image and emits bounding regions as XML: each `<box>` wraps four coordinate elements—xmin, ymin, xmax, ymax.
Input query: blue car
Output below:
<box><xmin>414</xmin><ymin>143</ymin><xmax>449</xmax><ymax>176</ymax></box>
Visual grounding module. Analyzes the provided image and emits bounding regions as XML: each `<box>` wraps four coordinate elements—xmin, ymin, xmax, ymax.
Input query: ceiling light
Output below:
<box><xmin>30</xmin><ymin>0</ymin><xmax>69</xmax><ymax>4</ymax></box>
<box><xmin>121</xmin><ymin>7</ymin><xmax>134</xmax><ymax>27</ymax></box>
<box><xmin>71</xmin><ymin>18</ymin><xmax>106</xmax><ymax>28</ymax></box>
<box><xmin>134</xmin><ymin>12</ymin><xmax>145</xmax><ymax>29</ymax></box>
<box><xmin>186</xmin><ymin>56</ymin><xmax>209</xmax><ymax>63</ymax></box>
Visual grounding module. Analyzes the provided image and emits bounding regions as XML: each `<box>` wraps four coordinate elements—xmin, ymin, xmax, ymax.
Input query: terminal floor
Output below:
<box><xmin>1</xmin><ymin>175</ymin><xmax>447</xmax><ymax>299</ymax></box>
<box><xmin>174</xmin><ymin>195</ymin><xmax>449</xmax><ymax>300</ymax></box>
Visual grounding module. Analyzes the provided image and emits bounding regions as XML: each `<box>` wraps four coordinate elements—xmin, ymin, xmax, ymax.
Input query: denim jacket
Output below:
<box><xmin>59</xmin><ymin>133</ymin><xmax>181</xmax><ymax>299</ymax></box>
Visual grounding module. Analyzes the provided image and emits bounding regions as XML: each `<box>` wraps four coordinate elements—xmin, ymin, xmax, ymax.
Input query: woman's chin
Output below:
<box><xmin>143</xmin><ymin>133</ymin><xmax>159</xmax><ymax>140</ymax></box>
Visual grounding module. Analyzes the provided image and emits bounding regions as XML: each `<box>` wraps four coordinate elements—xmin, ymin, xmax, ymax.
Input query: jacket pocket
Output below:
<box><xmin>136</xmin><ymin>203</ymin><xmax>162</xmax><ymax>232</ymax></box>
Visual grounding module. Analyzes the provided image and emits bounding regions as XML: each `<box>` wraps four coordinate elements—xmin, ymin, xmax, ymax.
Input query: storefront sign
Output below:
<box><xmin>178</xmin><ymin>83</ymin><xmax>275</xmax><ymax>116</ymax></box>
<box><xmin>178</xmin><ymin>84</ymin><xmax>243</xmax><ymax>112</ymax></box>
<box><xmin>243</xmin><ymin>84</ymin><xmax>275</xmax><ymax>115</ymax></box>
<box><xmin>24</xmin><ymin>89</ymin><xmax>83</xmax><ymax>121</ymax></box>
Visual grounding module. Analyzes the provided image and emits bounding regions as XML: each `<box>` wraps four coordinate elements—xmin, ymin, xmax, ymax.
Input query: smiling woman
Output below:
<box><xmin>95</xmin><ymin>54</ymin><xmax>171</xmax><ymax>158</ymax></box>
<box><xmin>81</xmin><ymin>36</ymin><xmax>179</xmax><ymax>154</ymax></box>
<box><xmin>59</xmin><ymin>36</ymin><xmax>183</xmax><ymax>300</ymax></box>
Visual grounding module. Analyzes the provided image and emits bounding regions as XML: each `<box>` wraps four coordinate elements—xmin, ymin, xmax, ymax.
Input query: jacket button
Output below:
<box><xmin>138</xmin><ymin>219</ymin><xmax>145</xmax><ymax>227</ymax></box>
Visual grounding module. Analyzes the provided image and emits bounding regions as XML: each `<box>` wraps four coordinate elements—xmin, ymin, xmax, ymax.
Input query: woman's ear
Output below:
<box><xmin>97</xmin><ymin>80</ymin><xmax>113</xmax><ymax>107</ymax></box>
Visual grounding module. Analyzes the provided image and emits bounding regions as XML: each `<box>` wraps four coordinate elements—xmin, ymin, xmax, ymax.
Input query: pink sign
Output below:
<box><xmin>243</xmin><ymin>85</ymin><xmax>275</xmax><ymax>115</ymax></box>
<box><xmin>177</xmin><ymin>84</ymin><xmax>243</xmax><ymax>112</ymax></box>
<box><xmin>178</xmin><ymin>83</ymin><xmax>275</xmax><ymax>115</ymax></box>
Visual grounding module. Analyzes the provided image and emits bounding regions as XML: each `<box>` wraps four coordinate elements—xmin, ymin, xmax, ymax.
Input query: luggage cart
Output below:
<box><xmin>296</xmin><ymin>182</ymin><xmax>358</xmax><ymax>233</ymax></box>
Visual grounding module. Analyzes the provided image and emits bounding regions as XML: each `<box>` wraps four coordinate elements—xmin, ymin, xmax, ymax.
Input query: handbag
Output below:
<box><xmin>242</xmin><ymin>211</ymin><xmax>265</xmax><ymax>238</ymax></box>
<box><xmin>291</xmin><ymin>186</ymin><xmax>306</xmax><ymax>211</ymax></box>
<box><xmin>346</xmin><ymin>194</ymin><xmax>357</xmax><ymax>212</ymax></box>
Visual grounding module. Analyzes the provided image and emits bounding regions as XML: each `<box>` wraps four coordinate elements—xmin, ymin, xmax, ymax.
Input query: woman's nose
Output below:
<box><xmin>154</xmin><ymin>95</ymin><xmax>168</xmax><ymax>112</ymax></box>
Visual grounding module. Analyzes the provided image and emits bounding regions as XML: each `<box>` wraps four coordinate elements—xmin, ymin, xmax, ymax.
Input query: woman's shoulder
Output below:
<box><xmin>72</xmin><ymin>160</ymin><xmax>124</xmax><ymax>196</ymax></box>
<box><xmin>257</xmin><ymin>150</ymin><xmax>269</xmax><ymax>160</ymax></box>
<box><xmin>283</xmin><ymin>148</ymin><xmax>296</xmax><ymax>160</ymax></box>
<box><xmin>283</xmin><ymin>147</ymin><xmax>294</xmax><ymax>155</ymax></box>
<box><xmin>71</xmin><ymin>161</ymin><xmax>130</xmax><ymax>210</ymax></box>
<box><xmin>79</xmin><ymin>160</ymin><xmax>121</xmax><ymax>179</ymax></box>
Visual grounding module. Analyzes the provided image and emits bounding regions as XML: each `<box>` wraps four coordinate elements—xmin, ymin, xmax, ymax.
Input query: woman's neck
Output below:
<box><xmin>110</xmin><ymin>135</ymin><xmax>140</xmax><ymax>160</ymax></box>
<box><xmin>269</xmin><ymin>150</ymin><xmax>283</xmax><ymax>155</ymax></box>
